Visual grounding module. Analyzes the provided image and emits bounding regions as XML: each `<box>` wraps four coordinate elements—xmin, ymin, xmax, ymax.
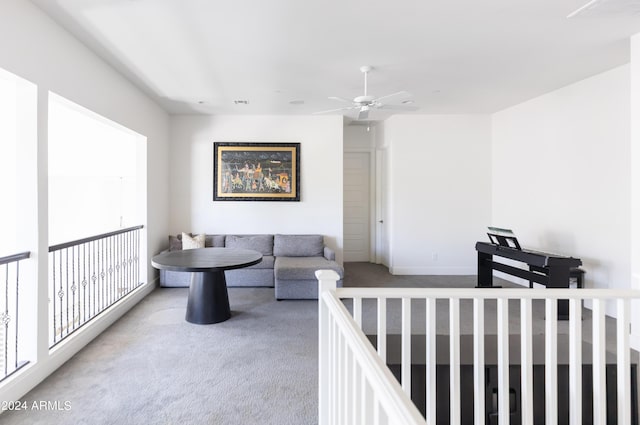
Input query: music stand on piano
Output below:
<box><xmin>487</xmin><ymin>226</ymin><xmax>521</xmax><ymax>250</ymax></box>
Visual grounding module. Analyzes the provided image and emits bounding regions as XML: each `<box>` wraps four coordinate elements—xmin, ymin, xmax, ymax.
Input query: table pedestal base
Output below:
<box><xmin>186</xmin><ymin>271</ymin><xmax>231</xmax><ymax>324</ymax></box>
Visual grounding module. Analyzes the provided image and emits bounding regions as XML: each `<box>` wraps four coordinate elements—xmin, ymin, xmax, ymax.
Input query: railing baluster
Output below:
<box><xmin>449</xmin><ymin>298</ymin><xmax>460</xmax><ymax>425</ymax></box>
<box><xmin>52</xmin><ymin>251</ymin><xmax>56</xmax><ymax>344</ymax></box>
<box><xmin>58</xmin><ymin>250</ymin><xmax>63</xmax><ymax>340</ymax></box>
<box><xmin>82</xmin><ymin>243</ymin><xmax>87</xmax><ymax>324</ymax></box>
<box><xmin>331</xmin><ymin>321</ymin><xmax>340</xmax><ymax>424</ymax></box>
<box><xmin>89</xmin><ymin>241</ymin><xmax>98</xmax><ymax>317</ymax></box>
<box><xmin>401</xmin><ymin>297</ymin><xmax>411</xmax><ymax>396</ymax></box>
<box><xmin>569</xmin><ymin>298</ymin><xmax>582</xmax><ymax>425</ymax></box>
<box><xmin>353</xmin><ymin>297</ymin><xmax>362</xmax><ymax>329</ymax></box>
<box><xmin>425</xmin><ymin>297</ymin><xmax>436</xmax><ymax>425</ymax></box>
<box><xmin>363</xmin><ymin>378</ymin><xmax>373</xmax><ymax>425</ymax></box>
<box><xmin>14</xmin><ymin>260</ymin><xmax>19</xmax><ymax>371</ymax></box>
<box><xmin>337</xmin><ymin>330</ymin><xmax>343</xmax><ymax>422</ymax></box>
<box><xmin>474</xmin><ymin>298</ymin><xmax>485</xmax><ymax>425</ymax></box>
<box><xmin>373</xmin><ymin>393</ymin><xmax>380</xmax><ymax>425</ymax></box>
<box><xmin>497</xmin><ymin>298</ymin><xmax>509</xmax><ymax>425</ymax></box>
<box><xmin>546</xmin><ymin>298</ymin><xmax>558</xmax><ymax>425</ymax></box>
<box><xmin>71</xmin><ymin>245</ymin><xmax>76</xmax><ymax>331</ymax></box>
<box><xmin>617</xmin><ymin>299</ymin><xmax>631</xmax><ymax>425</ymax></box>
<box><xmin>592</xmin><ymin>298</ymin><xmax>606</xmax><ymax>424</ymax></box>
<box><xmin>521</xmin><ymin>298</ymin><xmax>533</xmax><ymax>425</ymax></box>
<box><xmin>351</xmin><ymin>345</ymin><xmax>358</xmax><ymax>424</ymax></box>
<box><xmin>3</xmin><ymin>262</ymin><xmax>9</xmax><ymax>377</ymax></box>
<box><xmin>65</xmin><ymin>247</ymin><xmax>69</xmax><ymax>338</ymax></box>
<box><xmin>377</xmin><ymin>297</ymin><xmax>386</xmax><ymax>363</ymax></box>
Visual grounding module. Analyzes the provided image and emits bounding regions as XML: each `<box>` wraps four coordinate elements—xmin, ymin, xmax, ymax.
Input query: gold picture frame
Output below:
<box><xmin>213</xmin><ymin>142</ymin><xmax>300</xmax><ymax>201</ymax></box>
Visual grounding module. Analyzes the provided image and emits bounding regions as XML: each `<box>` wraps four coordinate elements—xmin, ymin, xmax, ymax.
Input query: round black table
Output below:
<box><xmin>151</xmin><ymin>248</ymin><xmax>262</xmax><ymax>324</ymax></box>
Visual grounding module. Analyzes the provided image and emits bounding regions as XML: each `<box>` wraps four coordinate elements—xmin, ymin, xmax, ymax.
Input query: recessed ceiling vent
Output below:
<box><xmin>567</xmin><ymin>0</ymin><xmax>640</xmax><ymax>18</ymax></box>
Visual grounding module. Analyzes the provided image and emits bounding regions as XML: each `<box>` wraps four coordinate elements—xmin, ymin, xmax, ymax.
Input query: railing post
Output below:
<box><xmin>316</xmin><ymin>269</ymin><xmax>340</xmax><ymax>425</ymax></box>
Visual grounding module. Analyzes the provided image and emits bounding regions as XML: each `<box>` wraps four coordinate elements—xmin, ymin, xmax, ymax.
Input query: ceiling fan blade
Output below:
<box><xmin>312</xmin><ymin>106</ymin><xmax>357</xmax><ymax>115</ymax></box>
<box><xmin>328</xmin><ymin>96</ymin><xmax>353</xmax><ymax>103</ymax></box>
<box><xmin>357</xmin><ymin>108</ymin><xmax>369</xmax><ymax>120</ymax></box>
<box><xmin>373</xmin><ymin>91</ymin><xmax>412</xmax><ymax>103</ymax></box>
<box><xmin>378</xmin><ymin>104</ymin><xmax>420</xmax><ymax>111</ymax></box>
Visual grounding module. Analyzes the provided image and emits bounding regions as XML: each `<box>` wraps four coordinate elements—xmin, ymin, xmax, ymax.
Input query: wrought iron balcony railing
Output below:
<box><xmin>0</xmin><ymin>251</ymin><xmax>30</xmax><ymax>382</ymax></box>
<box><xmin>49</xmin><ymin>225</ymin><xmax>143</xmax><ymax>347</ymax></box>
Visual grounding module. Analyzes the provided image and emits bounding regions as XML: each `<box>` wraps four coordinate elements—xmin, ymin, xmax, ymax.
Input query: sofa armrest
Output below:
<box><xmin>324</xmin><ymin>246</ymin><xmax>336</xmax><ymax>261</ymax></box>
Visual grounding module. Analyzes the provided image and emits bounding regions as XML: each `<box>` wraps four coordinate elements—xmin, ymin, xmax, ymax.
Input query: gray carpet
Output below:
<box><xmin>1</xmin><ymin>287</ymin><xmax>318</xmax><ymax>425</ymax></box>
<box><xmin>0</xmin><ymin>263</ymin><xmax>617</xmax><ymax>424</ymax></box>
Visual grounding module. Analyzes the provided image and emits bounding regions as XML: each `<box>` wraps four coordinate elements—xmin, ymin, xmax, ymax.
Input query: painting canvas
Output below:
<box><xmin>213</xmin><ymin>142</ymin><xmax>300</xmax><ymax>201</ymax></box>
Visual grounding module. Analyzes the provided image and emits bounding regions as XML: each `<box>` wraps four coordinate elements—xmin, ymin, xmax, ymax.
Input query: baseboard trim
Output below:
<box><xmin>389</xmin><ymin>266</ymin><xmax>476</xmax><ymax>276</ymax></box>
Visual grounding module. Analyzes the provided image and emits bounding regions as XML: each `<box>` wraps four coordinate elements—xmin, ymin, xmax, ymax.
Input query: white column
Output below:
<box><xmin>35</xmin><ymin>87</ymin><xmax>49</xmax><ymax>367</ymax></box>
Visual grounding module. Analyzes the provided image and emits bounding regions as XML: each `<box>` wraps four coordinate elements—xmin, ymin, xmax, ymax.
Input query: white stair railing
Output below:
<box><xmin>317</xmin><ymin>270</ymin><xmax>640</xmax><ymax>425</ymax></box>
<box><xmin>317</xmin><ymin>270</ymin><xmax>425</xmax><ymax>425</ymax></box>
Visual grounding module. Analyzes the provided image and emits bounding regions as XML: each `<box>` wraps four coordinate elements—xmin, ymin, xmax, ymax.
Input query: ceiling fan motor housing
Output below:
<box><xmin>354</xmin><ymin>95</ymin><xmax>375</xmax><ymax>105</ymax></box>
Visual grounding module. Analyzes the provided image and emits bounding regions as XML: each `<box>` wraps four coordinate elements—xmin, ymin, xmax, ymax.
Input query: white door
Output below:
<box><xmin>344</xmin><ymin>152</ymin><xmax>371</xmax><ymax>262</ymax></box>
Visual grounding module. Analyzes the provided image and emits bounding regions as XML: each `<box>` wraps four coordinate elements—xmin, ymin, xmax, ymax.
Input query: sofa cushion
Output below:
<box><xmin>274</xmin><ymin>256</ymin><xmax>344</xmax><ymax>280</ymax></box>
<box><xmin>225</xmin><ymin>235</ymin><xmax>274</xmax><ymax>256</ymax></box>
<box><xmin>182</xmin><ymin>232</ymin><xmax>205</xmax><ymax>249</ymax></box>
<box><xmin>242</xmin><ymin>255</ymin><xmax>274</xmax><ymax>270</ymax></box>
<box><xmin>205</xmin><ymin>235</ymin><xmax>226</xmax><ymax>247</ymax></box>
<box><xmin>169</xmin><ymin>234</ymin><xmax>182</xmax><ymax>251</ymax></box>
<box><xmin>273</xmin><ymin>234</ymin><xmax>323</xmax><ymax>257</ymax></box>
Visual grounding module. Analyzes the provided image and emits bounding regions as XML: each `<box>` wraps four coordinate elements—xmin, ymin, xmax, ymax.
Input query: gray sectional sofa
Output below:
<box><xmin>159</xmin><ymin>234</ymin><xmax>344</xmax><ymax>300</ymax></box>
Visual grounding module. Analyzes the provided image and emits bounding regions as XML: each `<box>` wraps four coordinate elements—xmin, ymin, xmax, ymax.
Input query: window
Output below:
<box><xmin>0</xmin><ymin>74</ymin><xmax>19</xmax><ymax>257</ymax></box>
<box><xmin>48</xmin><ymin>94</ymin><xmax>142</xmax><ymax>245</ymax></box>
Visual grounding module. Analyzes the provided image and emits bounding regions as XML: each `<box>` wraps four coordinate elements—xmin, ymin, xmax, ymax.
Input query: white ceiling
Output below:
<box><xmin>31</xmin><ymin>0</ymin><xmax>640</xmax><ymax>119</ymax></box>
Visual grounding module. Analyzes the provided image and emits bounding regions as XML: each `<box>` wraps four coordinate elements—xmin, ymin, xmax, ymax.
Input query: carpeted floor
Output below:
<box><xmin>1</xmin><ymin>287</ymin><xmax>319</xmax><ymax>425</ymax></box>
<box><xmin>0</xmin><ymin>263</ymin><xmax>615</xmax><ymax>424</ymax></box>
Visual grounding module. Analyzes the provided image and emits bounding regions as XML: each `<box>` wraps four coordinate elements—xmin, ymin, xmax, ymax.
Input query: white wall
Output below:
<box><xmin>344</xmin><ymin>123</ymin><xmax>376</xmax><ymax>151</ymax></box>
<box><xmin>492</xmin><ymin>65</ymin><xmax>630</xmax><ymax>292</ymax></box>
<box><xmin>0</xmin><ymin>0</ymin><xmax>170</xmax><ymax>403</ymax></box>
<box><xmin>169</xmin><ymin>115</ymin><xmax>344</xmax><ymax>262</ymax></box>
<box><xmin>0</xmin><ymin>0</ymin><xmax>170</xmax><ymax>269</ymax></box>
<box><xmin>382</xmin><ymin>115</ymin><xmax>492</xmax><ymax>274</ymax></box>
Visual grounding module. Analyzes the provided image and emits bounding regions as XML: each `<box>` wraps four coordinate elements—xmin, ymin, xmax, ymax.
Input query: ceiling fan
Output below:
<box><xmin>314</xmin><ymin>66</ymin><xmax>419</xmax><ymax>120</ymax></box>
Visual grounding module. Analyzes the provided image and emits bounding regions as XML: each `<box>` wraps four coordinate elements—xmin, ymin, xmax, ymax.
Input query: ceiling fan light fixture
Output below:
<box><xmin>314</xmin><ymin>66</ymin><xmax>418</xmax><ymax>120</ymax></box>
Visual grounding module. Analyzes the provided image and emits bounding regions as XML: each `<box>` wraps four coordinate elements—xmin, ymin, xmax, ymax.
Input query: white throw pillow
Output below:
<box><xmin>182</xmin><ymin>232</ymin><xmax>205</xmax><ymax>250</ymax></box>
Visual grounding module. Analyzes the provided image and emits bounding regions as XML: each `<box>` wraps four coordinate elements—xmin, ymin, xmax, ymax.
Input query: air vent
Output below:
<box><xmin>233</xmin><ymin>100</ymin><xmax>249</xmax><ymax>105</ymax></box>
<box><xmin>568</xmin><ymin>0</ymin><xmax>640</xmax><ymax>18</ymax></box>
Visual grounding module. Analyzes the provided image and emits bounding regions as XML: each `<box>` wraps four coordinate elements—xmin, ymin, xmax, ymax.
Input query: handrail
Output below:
<box><xmin>49</xmin><ymin>225</ymin><xmax>144</xmax><ymax>252</ymax></box>
<box><xmin>337</xmin><ymin>286</ymin><xmax>640</xmax><ymax>300</ymax></box>
<box><xmin>0</xmin><ymin>252</ymin><xmax>30</xmax><ymax>266</ymax></box>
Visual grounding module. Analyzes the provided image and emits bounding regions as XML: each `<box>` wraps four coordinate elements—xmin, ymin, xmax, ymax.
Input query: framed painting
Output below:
<box><xmin>213</xmin><ymin>142</ymin><xmax>300</xmax><ymax>201</ymax></box>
